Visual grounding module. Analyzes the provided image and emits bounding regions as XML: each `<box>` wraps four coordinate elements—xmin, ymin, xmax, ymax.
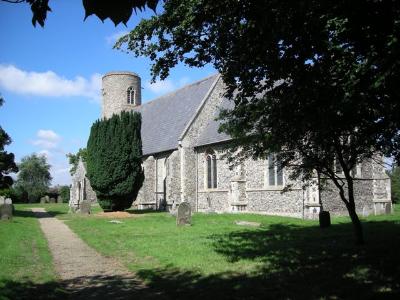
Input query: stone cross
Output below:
<box><xmin>176</xmin><ymin>202</ymin><xmax>191</xmax><ymax>226</ymax></box>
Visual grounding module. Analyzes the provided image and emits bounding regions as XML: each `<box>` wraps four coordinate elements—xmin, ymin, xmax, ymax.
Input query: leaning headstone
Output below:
<box><xmin>57</xmin><ymin>196</ymin><xmax>63</xmax><ymax>204</ymax></box>
<box><xmin>78</xmin><ymin>200</ymin><xmax>91</xmax><ymax>215</ymax></box>
<box><xmin>0</xmin><ymin>204</ymin><xmax>13</xmax><ymax>220</ymax></box>
<box><xmin>176</xmin><ymin>202</ymin><xmax>191</xmax><ymax>226</ymax></box>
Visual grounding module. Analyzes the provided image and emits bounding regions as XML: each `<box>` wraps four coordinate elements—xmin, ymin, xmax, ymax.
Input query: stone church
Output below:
<box><xmin>70</xmin><ymin>71</ymin><xmax>392</xmax><ymax>218</ymax></box>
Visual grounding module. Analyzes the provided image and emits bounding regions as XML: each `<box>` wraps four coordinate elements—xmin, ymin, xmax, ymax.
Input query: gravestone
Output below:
<box><xmin>40</xmin><ymin>195</ymin><xmax>50</xmax><ymax>204</ymax></box>
<box><xmin>79</xmin><ymin>200</ymin><xmax>91</xmax><ymax>215</ymax></box>
<box><xmin>176</xmin><ymin>202</ymin><xmax>191</xmax><ymax>226</ymax></box>
<box><xmin>0</xmin><ymin>196</ymin><xmax>5</xmax><ymax>204</ymax></box>
<box><xmin>319</xmin><ymin>211</ymin><xmax>331</xmax><ymax>228</ymax></box>
<box><xmin>49</xmin><ymin>197</ymin><xmax>56</xmax><ymax>204</ymax></box>
<box><xmin>0</xmin><ymin>204</ymin><xmax>13</xmax><ymax>220</ymax></box>
<box><xmin>57</xmin><ymin>196</ymin><xmax>63</xmax><ymax>204</ymax></box>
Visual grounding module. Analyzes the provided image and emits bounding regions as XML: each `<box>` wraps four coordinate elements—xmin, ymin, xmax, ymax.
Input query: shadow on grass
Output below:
<box><xmin>2</xmin><ymin>219</ymin><xmax>399</xmax><ymax>299</ymax></box>
<box><xmin>0</xmin><ymin>274</ymin><xmax>164</xmax><ymax>300</ymax></box>
<box><xmin>13</xmin><ymin>209</ymin><xmax>66</xmax><ymax>219</ymax></box>
<box><xmin>136</xmin><ymin>220</ymin><xmax>400</xmax><ymax>299</ymax></box>
<box><xmin>126</xmin><ymin>209</ymin><xmax>166</xmax><ymax>215</ymax></box>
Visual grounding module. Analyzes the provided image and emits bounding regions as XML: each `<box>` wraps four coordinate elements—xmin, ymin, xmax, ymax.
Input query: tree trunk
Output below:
<box><xmin>345</xmin><ymin>176</ymin><xmax>365</xmax><ymax>245</ymax></box>
<box><xmin>346</xmin><ymin>202</ymin><xmax>364</xmax><ymax>245</ymax></box>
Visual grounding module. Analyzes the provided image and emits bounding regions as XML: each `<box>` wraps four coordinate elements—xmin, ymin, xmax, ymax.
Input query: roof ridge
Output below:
<box><xmin>139</xmin><ymin>73</ymin><xmax>219</xmax><ymax>107</ymax></box>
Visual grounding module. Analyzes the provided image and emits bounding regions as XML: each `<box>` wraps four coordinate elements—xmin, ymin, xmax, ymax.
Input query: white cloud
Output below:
<box><xmin>32</xmin><ymin>129</ymin><xmax>61</xmax><ymax>149</ymax></box>
<box><xmin>37</xmin><ymin>129</ymin><xmax>60</xmax><ymax>142</ymax></box>
<box><xmin>105</xmin><ymin>30</ymin><xmax>129</xmax><ymax>45</ymax></box>
<box><xmin>145</xmin><ymin>77</ymin><xmax>192</xmax><ymax>95</ymax></box>
<box><xmin>0</xmin><ymin>64</ymin><xmax>101</xmax><ymax>101</ymax></box>
<box><xmin>145</xmin><ymin>79</ymin><xmax>175</xmax><ymax>94</ymax></box>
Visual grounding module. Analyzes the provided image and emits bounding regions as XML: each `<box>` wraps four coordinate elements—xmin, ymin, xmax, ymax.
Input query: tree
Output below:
<box><xmin>86</xmin><ymin>111</ymin><xmax>144</xmax><ymax>211</ymax></box>
<box><xmin>1</xmin><ymin>0</ymin><xmax>159</xmax><ymax>27</ymax></box>
<box><xmin>15</xmin><ymin>153</ymin><xmax>52</xmax><ymax>202</ymax></box>
<box><xmin>7</xmin><ymin>0</ymin><xmax>399</xmax><ymax>242</ymax></box>
<box><xmin>0</xmin><ymin>95</ymin><xmax>18</xmax><ymax>189</ymax></box>
<box><xmin>66</xmin><ymin>148</ymin><xmax>87</xmax><ymax>175</ymax></box>
<box><xmin>59</xmin><ymin>185</ymin><xmax>70</xmax><ymax>203</ymax></box>
<box><xmin>388</xmin><ymin>166</ymin><xmax>400</xmax><ymax>204</ymax></box>
<box><xmin>113</xmin><ymin>0</ymin><xmax>399</xmax><ymax>244</ymax></box>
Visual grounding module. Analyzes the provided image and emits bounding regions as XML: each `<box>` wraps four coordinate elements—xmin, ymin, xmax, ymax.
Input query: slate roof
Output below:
<box><xmin>134</xmin><ymin>74</ymin><xmax>219</xmax><ymax>155</ymax></box>
<box><xmin>195</xmin><ymin>96</ymin><xmax>233</xmax><ymax>147</ymax></box>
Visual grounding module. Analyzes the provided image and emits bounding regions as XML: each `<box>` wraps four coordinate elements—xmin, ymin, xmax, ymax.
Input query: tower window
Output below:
<box><xmin>127</xmin><ymin>86</ymin><xmax>136</xmax><ymax>105</ymax></box>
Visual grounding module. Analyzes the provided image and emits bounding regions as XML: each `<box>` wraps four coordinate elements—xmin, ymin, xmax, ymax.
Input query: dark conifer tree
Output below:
<box><xmin>86</xmin><ymin>111</ymin><xmax>144</xmax><ymax>211</ymax></box>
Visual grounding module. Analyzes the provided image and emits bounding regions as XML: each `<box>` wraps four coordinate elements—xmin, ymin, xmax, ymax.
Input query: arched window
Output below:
<box><xmin>267</xmin><ymin>153</ymin><xmax>283</xmax><ymax>186</ymax></box>
<box><xmin>127</xmin><ymin>86</ymin><xmax>136</xmax><ymax>105</ymax></box>
<box><xmin>206</xmin><ymin>152</ymin><xmax>217</xmax><ymax>189</ymax></box>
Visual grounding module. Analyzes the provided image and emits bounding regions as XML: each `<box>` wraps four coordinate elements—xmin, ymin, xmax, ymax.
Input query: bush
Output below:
<box><xmin>0</xmin><ymin>188</ymin><xmax>16</xmax><ymax>201</ymax></box>
<box><xmin>86</xmin><ymin>111</ymin><xmax>144</xmax><ymax>211</ymax></box>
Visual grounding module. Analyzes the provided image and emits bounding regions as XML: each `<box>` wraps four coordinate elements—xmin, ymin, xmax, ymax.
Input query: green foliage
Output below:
<box><xmin>66</xmin><ymin>148</ymin><xmax>87</xmax><ymax>175</ymax></box>
<box><xmin>0</xmin><ymin>188</ymin><xmax>17</xmax><ymax>201</ymax></box>
<box><xmin>389</xmin><ymin>166</ymin><xmax>400</xmax><ymax>203</ymax></box>
<box><xmin>9</xmin><ymin>0</ymin><xmax>159</xmax><ymax>27</ymax></box>
<box><xmin>59</xmin><ymin>185</ymin><xmax>70</xmax><ymax>203</ymax></box>
<box><xmin>86</xmin><ymin>111</ymin><xmax>144</xmax><ymax>211</ymax></box>
<box><xmin>115</xmin><ymin>0</ymin><xmax>400</xmax><ymax>244</ymax></box>
<box><xmin>14</xmin><ymin>153</ymin><xmax>52</xmax><ymax>202</ymax></box>
<box><xmin>0</xmin><ymin>96</ymin><xmax>18</xmax><ymax>189</ymax></box>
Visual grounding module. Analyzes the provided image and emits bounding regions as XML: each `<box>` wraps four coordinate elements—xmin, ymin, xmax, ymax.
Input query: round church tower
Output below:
<box><xmin>101</xmin><ymin>71</ymin><xmax>141</xmax><ymax>119</ymax></box>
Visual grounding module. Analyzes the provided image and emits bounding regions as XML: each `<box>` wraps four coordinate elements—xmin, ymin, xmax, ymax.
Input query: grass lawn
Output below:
<box><xmin>2</xmin><ymin>203</ymin><xmax>399</xmax><ymax>299</ymax></box>
<box><xmin>41</xmin><ymin>204</ymin><xmax>400</xmax><ymax>299</ymax></box>
<box><xmin>0</xmin><ymin>204</ymin><xmax>68</xmax><ymax>300</ymax></box>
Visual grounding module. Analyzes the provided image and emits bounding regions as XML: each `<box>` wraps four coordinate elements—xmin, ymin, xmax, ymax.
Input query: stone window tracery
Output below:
<box><xmin>127</xmin><ymin>86</ymin><xmax>136</xmax><ymax>105</ymax></box>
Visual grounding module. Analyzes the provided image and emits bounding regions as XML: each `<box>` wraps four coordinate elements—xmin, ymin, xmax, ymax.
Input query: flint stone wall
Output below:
<box><xmin>136</xmin><ymin>150</ymin><xmax>181</xmax><ymax>210</ymax></box>
<box><xmin>69</xmin><ymin>160</ymin><xmax>97</xmax><ymax>209</ymax></box>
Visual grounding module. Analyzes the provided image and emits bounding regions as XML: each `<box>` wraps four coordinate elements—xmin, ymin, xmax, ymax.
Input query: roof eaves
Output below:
<box><xmin>194</xmin><ymin>138</ymin><xmax>232</xmax><ymax>149</ymax></box>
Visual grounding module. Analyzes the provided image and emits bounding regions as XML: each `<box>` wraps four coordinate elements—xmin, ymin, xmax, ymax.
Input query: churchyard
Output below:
<box><xmin>0</xmin><ymin>203</ymin><xmax>399</xmax><ymax>299</ymax></box>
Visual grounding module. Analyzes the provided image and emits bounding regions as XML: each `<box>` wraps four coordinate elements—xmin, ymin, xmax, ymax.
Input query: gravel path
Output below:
<box><xmin>31</xmin><ymin>208</ymin><xmax>163</xmax><ymax>299</ymax></box>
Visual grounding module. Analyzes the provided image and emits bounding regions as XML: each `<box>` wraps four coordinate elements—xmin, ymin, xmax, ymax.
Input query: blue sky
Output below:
<box><xmin>0</xmin><ymin>1</ymin><xmax>215</xmax><ymax>186</ymax></box>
